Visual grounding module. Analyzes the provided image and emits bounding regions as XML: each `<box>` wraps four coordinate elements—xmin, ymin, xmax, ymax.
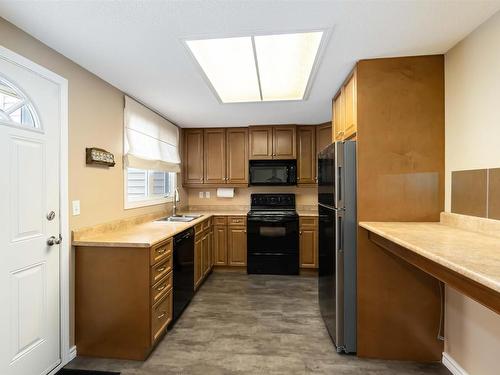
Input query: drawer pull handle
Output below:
<box><xmin>157</xmin><ymin>267</ymin><xmax>167</xmax><ymax>272</ymax></box>
<box><xmin>156</xmin><ymin>248</ymin><xmax>166</xmax><ymax>254</ymax></box>
<box><xmin>157</xmin><ymin>312</ymin><xmax>167</xmax><ymax>319</ymax></box>
<box><xmin>157</xmin><ymin>285</ymin><xmax>166</xmax><ymax>291</ymax></box>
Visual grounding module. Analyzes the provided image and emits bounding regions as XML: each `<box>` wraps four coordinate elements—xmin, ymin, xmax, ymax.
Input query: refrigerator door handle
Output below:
<box><xmin>337</xmin><ymin>214</ymin><xmax>343</xmax><ymax>253</ymax></box>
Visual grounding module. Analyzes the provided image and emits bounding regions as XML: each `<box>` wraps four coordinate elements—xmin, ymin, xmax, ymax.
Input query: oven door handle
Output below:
<box><xmin>251</xmin><ymin>252</ymin><xmax>287</xmax><ymax>256</ymax></box>
<box><xmin>248</xmin><ymin>217</ymin><xmax>296</xmax><ymax>223</ymax></box>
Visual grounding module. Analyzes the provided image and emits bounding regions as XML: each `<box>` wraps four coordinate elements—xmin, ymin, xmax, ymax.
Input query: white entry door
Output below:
<box><xmin>0</xmin><ymin>53</ymin><xmax>62</xmax><ymax>375</ymax></box>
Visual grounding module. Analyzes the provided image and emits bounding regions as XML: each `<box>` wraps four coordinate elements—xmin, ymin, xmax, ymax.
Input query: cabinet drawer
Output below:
<box><xmin>151</xmin><ymin>271</ymin><xmax>172</xmax><ymax>306</ymax></box>
<box><xmin>151</xmin><ymin>290</ymin><xmax>172</xmax><ymax>344</ymax></box>
<box><xmin>202</xmin><ymin>218</ymin><xmax>210</xmax><ymax>231</ymax></box>
<box><xmin>228</xmin><ymin>216</ymin><xmax>246</xmax><ymax>226</ymax></box>
<box><xmin>299</xmin><ymin>217</ymin><xmax>318</xmax><ymax>229</ymax></box>
<box><xmin>151</xmin><ymin>255</ymin><xmax>172</xmax><ymax>285</ymax></box>
<box><xmin>150</xmin><ymin>239</ymin><xmax>172</xmax><ymax>265</ymax></box>
<box><xmin>195</xmin><ymin>223</ymin><xmax>203</xmax><ymax>235</ymax></box>
<box><xmin>214</xmin><ymin>216</ymin><xmax>227</xmax><ymax>226</ymax></box>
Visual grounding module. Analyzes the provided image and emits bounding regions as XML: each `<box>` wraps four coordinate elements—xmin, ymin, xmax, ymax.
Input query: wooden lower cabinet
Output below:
<box><xmin>194</xmin><ymin>235</ymin><xmax>203</xmax><ymax>288</ymax></box>
<box><xmin>228</xmin><ymin>226</ymin><xmax>247</xmax><ymax>266</ymax></box>
<box><xmin>75</xmin><ymin>238</ymin><xmax>174</xmax><ymax>360</ymax></box>
<box><xmin>299</xmin><ymin>217</ymin><xmax>318</xmax><ymax>268</ymax></box>
<box><xmin>214</xmin><ymin>225</ymin><xmax>227</xmax><ymax>265</ymax></box>
<box><xmin>194</xmin><ymin>217</ymin><xmax>215</xmax><ymax>290</ymax></box>
<box><xmin>212</xmin><ymin>215</ymin><xmax>247</xmax><ymax>267</ymax></box>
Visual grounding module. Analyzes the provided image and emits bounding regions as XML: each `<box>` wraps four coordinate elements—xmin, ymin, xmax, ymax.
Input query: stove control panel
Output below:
<box><xmin>250</xmin><ymin>194</ymin><xmax>296</xmax><ymax>210</ymax></box>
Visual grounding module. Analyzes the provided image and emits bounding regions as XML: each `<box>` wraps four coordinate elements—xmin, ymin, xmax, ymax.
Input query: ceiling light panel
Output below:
<box><xmin>254</xmin><ymin>31</ymin><xmax>323</xmax><ymax>101</ymax></box>
<box><xmin>186</xmin><ymin>37</ymin><xmax>261</xmax><ymax>103</ymax></box>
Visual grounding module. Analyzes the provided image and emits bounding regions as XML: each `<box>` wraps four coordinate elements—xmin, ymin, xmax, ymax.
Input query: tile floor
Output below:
<box><xmin>66</xmin><ymin>272</ymin><xmax>450</xmax><ymax>374</ymax></box>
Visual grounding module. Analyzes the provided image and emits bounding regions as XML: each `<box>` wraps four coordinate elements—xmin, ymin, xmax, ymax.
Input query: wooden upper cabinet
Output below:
<box><xmin>226</xmin><ymin>128</ymin><xmax>248</xmax><ymax>184</ymax></box>
<box><xmin>332</xmin><ymin>69</ymin><xmax>357</xmax><ymax>141</ymax></box>
<box><xmin>343</xmin><ymin>72</ymin><xmax>357</xmax><ymax>139</ymax></box>
<box><xmin>297</xmin><ymin>126</ymin><xmax>316</xmax><ymax>185</ymax></box>
<box><xmin>316</xmin><ymin>122</ymin><xmax>332</xmax><ymax>155</ymax></box>
<box><xmin>249</xmin><ymin>126</ymin><xmax>273</xmax><ymax>159</ymax></box>
<box><xmin>333</xmin><ymin>93</ymin><xmax>344</xmax><ymax>141</ymax></box>
<box><xmin>249</xmin><ymin>125</ymin><xmax>296</xmax><ymax>160</ymax></box>
<box><xmin>273</xmin><ymin>126</ymin><xmax>296</xmax><ymax>159</ymax></box>
<box><xmin>183</xmin><ymin>129</ymin><xmax>204</xmax><ymax>184</ymax></box>
<box><xmin>203</xmin><ymin>128</ymin><xmax>226</xmax><ymax>184</ymax></box>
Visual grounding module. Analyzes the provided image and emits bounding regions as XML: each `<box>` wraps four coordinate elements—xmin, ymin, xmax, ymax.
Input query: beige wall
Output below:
<box><xmin>186</xmin><ymin>186</ymin><xmax>317</xmax><ymax>209</ymax></box>
<box><xmin>0</xmin><ymin>18</ymin><xmax>186</xmax><ymax>231</ymax></box>
<box><xmin>444</xmin><ymin>10</ymin><xmax>500</xmax><ymax>375</ymax></box>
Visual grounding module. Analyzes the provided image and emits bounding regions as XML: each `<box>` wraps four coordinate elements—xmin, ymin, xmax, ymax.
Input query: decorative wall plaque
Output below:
<box><xmin>86</xmin><ymin>147</ymin><xmax>115</xmax><ymax>167</ymax></box>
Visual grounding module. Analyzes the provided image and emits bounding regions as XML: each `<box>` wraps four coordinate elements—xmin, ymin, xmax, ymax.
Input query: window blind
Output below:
<box><xmin>124</xmin><ymin>96</ymin><xmax>180</xmax><ymax>172</ymax></box>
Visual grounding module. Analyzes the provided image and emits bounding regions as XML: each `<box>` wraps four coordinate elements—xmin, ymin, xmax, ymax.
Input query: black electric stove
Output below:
<box><xmin>247</xmin><ymin>194</ymin><xmax>299</xmax><ymax>275</ymax></box>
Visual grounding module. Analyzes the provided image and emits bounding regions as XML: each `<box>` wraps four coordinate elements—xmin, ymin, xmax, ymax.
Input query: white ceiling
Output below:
<box><xmin>1</xmin><ymin>0</ymin><xmax>499</xmax><ymax>128</ymax></box>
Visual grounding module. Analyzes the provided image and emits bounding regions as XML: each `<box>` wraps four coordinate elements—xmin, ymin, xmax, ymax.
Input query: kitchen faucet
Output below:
<box><xmin>172</xmin><ymin>187</ymin><xmax>180</xmax><ymax>217</ymax></box>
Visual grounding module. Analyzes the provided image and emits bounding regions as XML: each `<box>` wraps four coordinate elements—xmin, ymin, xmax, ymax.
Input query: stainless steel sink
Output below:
<box><xmin>156</xmin><ymin>214</ymin><xmax>203</xmax><ymax>223</ymax></box>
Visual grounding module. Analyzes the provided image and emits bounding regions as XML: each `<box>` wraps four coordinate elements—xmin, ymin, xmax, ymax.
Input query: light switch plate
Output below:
<box><xmin>72</xmin><ymin>200</ymin><xmax>81</xmax><ymax>216</ymax></box>
<box><xmin>199</xmin><ymin>191</ymin><xmax>204</xmax><ymax>199</ymax></box>
<box><xmin>205</xmin><ymin>191</ymin><xmax>211</xmax><ymax>198</ymax></box>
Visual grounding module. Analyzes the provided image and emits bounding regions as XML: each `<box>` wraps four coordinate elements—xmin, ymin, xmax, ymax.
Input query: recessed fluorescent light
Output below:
<box><xmin>254</xmin><ymin>32</ymin><xmax>323</xmax><ymax>101</ymax></box>
<box><xmin>186</xmin><ymin>31</ymin><xmax>324</xmax><ymax>103</ymax></box>
<box><xmin>186</xmin><ymin>37</ymin><xmax>261</xmax><ymax>103</ymax></box>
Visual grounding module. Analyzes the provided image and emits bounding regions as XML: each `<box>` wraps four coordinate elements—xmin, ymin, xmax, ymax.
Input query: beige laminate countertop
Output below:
<box><xmin>359</xmin><ymin>214</ymin><xmax>500</xmax><ymax>294</ymax></box>
<box><xmin>72</xmin><ymin>210</ymin><xmax>248</xmax><ymax>248</ymax></box>
<box><xmin>72</xmin><ymin>208</ymin><xmax>319</xmax><ymax>248</ymax></box>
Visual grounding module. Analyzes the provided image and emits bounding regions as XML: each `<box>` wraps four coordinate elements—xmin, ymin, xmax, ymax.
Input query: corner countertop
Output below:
<box><xmin>72</xmin><ymin>208</ymin><xmax>318</xmax><ymax>248</ymax></box>
<box><xmin>72</xmin><ymin>210</ymin><xmax>248</xmax><ymax>248</ymax></box>
<box><xmin>359</xmin><ymin>213</ymin><xmax>500</xmax><ymax>294</ymax></box>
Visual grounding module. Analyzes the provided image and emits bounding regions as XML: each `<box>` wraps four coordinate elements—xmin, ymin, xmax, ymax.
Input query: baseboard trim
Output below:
<box><xmin>442</xmin><ymin>352</ymin><xmax>469</xmax><ymax>375</ymax></box>
<box><xmin>68</xmin><ymin>345</ymin><xmax>77</xmax><ymax>361</ymax></box>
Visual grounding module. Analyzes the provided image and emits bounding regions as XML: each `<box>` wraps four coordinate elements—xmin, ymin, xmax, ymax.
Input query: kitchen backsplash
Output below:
<box><xmin>451</xmin><ymin>168</ymin><xmax>500</xmax><ymax>220</ymax></box>
<box><xmin>186</xmin><ymin>186</ymin><xmax>318</xmax><ymax>210</ymax></box>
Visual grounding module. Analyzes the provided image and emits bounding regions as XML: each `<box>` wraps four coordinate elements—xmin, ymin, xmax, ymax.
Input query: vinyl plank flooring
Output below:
<box><xmin>66</xmin><ymin>272</ymin><xmax>450</xmax><ymax>375</ymax></box>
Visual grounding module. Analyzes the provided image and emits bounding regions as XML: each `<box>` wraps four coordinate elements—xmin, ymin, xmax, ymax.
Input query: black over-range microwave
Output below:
<box><xmin>249</xmin><ymin>160</ymin><xmax>297</xmax><ymax>186</ymax></box>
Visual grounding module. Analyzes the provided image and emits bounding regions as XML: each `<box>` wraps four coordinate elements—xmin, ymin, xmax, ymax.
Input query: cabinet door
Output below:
<box><xmin>184</xmin><ymin>129</ymin><xmax>204</xmax><ymax>184</ymax></box>
<box><xmin>202</xmin><ymin>234</ymin><xmax>210</xmax><ymax>277</ymax></box>
<box><xmin>316</xmin><ymin>123</ymin><xmax>332</xmax><ymax>155</ymax></box>
<box><xmin>343</xmin><ymin>72</ymin><xmax>357</xmax><ymax>139</ymax></box>
<box><xmin>228</xmin><ymin>227</ymin><xmax>247</xmax><ymax>266</ymax></box>
<box><xmin>297</xmin><ymin>126</ymin><xmax>316</xmax><ymax>185</ymax></box>
<box><xmin>249</xmin><ymin>126</ymin><xmax>273</xmax><ymax>159</ymax></box>
<box><xmin>204</xmin><ymin>128</ymin><xmax>226</xmax><ymax>184</ymax></box>
<box><xmin>333</xmin><ymin>93</ymin><xmax>344</xmax><ymax>141</ymax></box>
<box><xmin>194</xmin><ymin>237</ymin><xmax>202</xmax><ymax>288</ymax></box>
<box><xmin>214</xmin><ymin>225</ymin><xmax>227</xmax><ymax>265</ymax></box>
<box><xmin>299</xmin><ymin>228</ymin><xmax>318</xmax><ymax>268</ymax></box>
<box><xmin>226</xmin><ymin>128</ymin><xmax>248</xmax><ymax>184</ymax></box>
<box><xmin>209</xmin><ymin>230</ymin><xmax>214</xmax><ymax>269</ymax></box>
<box><xmin>315</xmin><ymin>123</ymin><xmax>332</xmax><ymax>183</ymax></box>
<box><xmin>273</xmin><ymin>126</ymin><xmax>296</xmax><ymax>159</ymax></box>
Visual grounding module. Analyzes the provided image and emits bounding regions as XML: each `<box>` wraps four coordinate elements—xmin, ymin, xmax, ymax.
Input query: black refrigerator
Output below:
<box><xmin>318</xmin><ymin>141</ymin><xmax>357</xmax><ymax>354</ymax></box>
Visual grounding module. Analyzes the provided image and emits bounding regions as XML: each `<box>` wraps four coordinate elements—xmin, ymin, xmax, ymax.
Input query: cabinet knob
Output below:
<box><xmin>299</xmin><ymin>231</ymin><xmax>303</xmax><ymax>235</ymax></box>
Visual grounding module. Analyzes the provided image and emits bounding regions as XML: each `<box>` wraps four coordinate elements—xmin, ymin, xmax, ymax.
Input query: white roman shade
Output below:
<box><xmin>124</xmin><ymin>96</ymin><xmax>180</xmax><ymax>172</ymax></box>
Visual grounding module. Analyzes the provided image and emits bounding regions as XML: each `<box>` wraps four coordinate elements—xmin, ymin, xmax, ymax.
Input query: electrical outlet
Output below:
<box><xmin>205</xmin><ymin>191</ymin><xmax>211</xmax><ymax>198</ymax></box>
<box><xmin>199</xmin><ymin>191</ymin><xmax>204</xmax><ymax>199</ymax></box>
<box><xmin>72</xmin><ymin>200</ymin><xmax>81</xmax><ymax>216</ymax></box>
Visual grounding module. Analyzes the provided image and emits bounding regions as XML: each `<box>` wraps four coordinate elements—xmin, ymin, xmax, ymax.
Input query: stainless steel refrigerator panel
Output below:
<box><xmin>342</xmin><ymin>141</ymin><xmax>357</xmax><ymax>353</ymax></box>
<box><xmin>335</xmin><ymin>208</ymin><xmax>345</xmax><ymax>351</ymax></box>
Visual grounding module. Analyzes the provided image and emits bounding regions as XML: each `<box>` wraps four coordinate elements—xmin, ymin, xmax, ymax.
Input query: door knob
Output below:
<box><xmin>47</xmin><ymin>235</ymin><xmax>62</xmax><ymax>246</ymax></box>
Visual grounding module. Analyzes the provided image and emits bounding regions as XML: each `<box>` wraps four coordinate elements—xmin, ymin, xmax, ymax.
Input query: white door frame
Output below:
<box><xmin>0</xmin><ymin>45</ymin><xmax>71</xmax><ymax>374</ymax></box>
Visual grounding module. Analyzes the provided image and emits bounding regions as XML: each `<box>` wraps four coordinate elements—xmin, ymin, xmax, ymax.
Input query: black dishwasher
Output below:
<box><xmin>171</xmin><ymin>227</ymin><xmax>194</xmax><ymax>326</ymax></box>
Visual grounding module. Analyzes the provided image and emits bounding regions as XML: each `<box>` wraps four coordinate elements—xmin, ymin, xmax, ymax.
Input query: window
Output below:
<box><xmin>123</xmin><ymin>96</ymin><xmax>180</xmax><ymax>209</ymax></box>
<box><xmin>126</xmin><ymin>168</ymin><xmax>176</xmax><ymax>207</ymax></box>
<box><xmin>0</xmin><ymin>76</ymin><xmax>39</xmax><ymax>128</ymax></box>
